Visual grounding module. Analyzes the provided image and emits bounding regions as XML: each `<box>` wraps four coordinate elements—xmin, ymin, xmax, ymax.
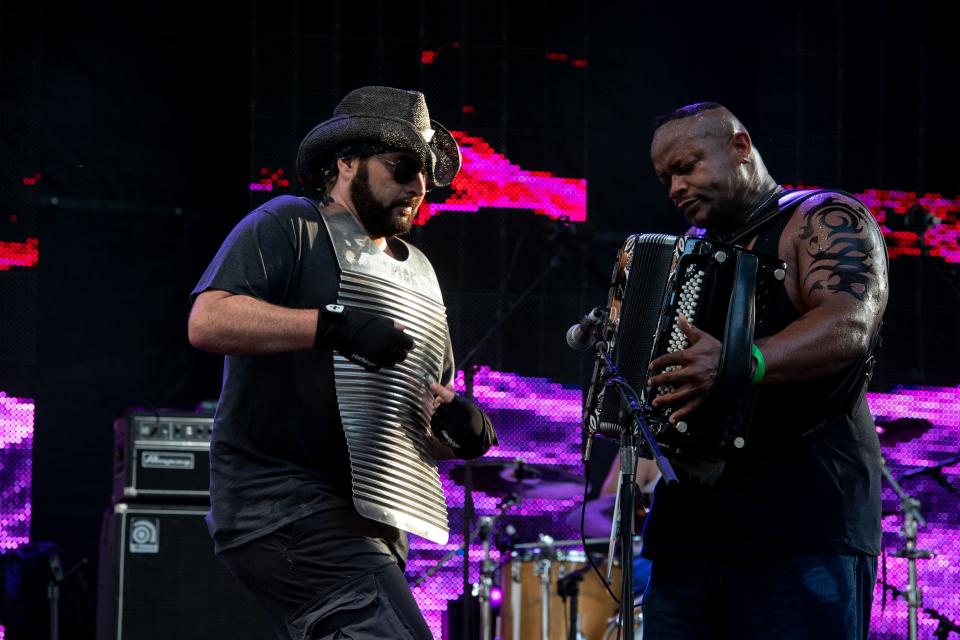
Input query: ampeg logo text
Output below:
<box><xmin>141</xmin><ymin>451</ymin><xmax>195</xmax><ymax>470</ymax></box>
<box><xmin>129</xmin><ymin>517</ymin><xmax>159</xmax><ymax>554</ymax></box>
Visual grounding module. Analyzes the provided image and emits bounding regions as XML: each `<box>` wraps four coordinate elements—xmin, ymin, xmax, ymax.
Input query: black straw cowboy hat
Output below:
<box><xmin>297</xmin><ymin>86</ymin><xmax>461</xmax><ymax>189</ymax></box>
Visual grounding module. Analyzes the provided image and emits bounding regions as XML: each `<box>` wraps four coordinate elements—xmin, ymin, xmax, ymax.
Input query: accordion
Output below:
<box><xmin>584</xmin><ymin>234</ymin><xmax>786</xmax><ymax>458</ymax></box>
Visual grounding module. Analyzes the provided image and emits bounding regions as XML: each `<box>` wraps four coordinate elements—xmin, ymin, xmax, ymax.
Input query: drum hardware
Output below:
<box><xmin>879</xmin><ymin>581</ymin><xmax>960</xmax><ymax>640</ymax></box>
<box><xmin>452</xmin><ymin>458</ymin><xmax>584</xmax><ymax>638</ymax></box>
<box><xmin>450</xmin><ymin>459</ymin><xmax>585</xmax><ymax>500</ymax></box>
<box><xmin>556</xmin><ymin>567</ymin><xmax>586</xmax><ymax>640</ymax></box>
<box><xmin>533</xmin><ymin>535</ymin><xmax>556</xmax><ymax>640</ymax></box>
<box><xmin>881</xmin><ymin>453</ymin><xmax>960</xmax><ymax>640</ymax></box>
<box><xmin>875</xmin><ymin>417</ymin><xmax>934</xmax><ymax>448</ymax></box>
<box><xmin>880</xmin><ymin>457</ymin><xmax>934</xmax><ymax>640</ymax></box>
<box><xmin>898</xmin><ymin>452</ymin><xmax>960</xmax><ymax>494</ymax></box>
<box><xmin>476</xmin><ymin>515</ymin><xmax>501</xmax><ymax>640</ymax></box>
<box><xmin>411</xmin><ymin>493</ymin><xmax>518</xmax><ymax>588</ymax></box>
<box><xmin>413</xmin><ymin>492</ymin><xmax>517</xmax><ymax>640</ymax></box>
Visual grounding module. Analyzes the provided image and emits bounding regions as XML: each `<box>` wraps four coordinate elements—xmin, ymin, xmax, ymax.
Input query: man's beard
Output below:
<box><xmin>350</xmin><ymin>162</ymin><xmax>418</xmax><ymax>238</ymax></box>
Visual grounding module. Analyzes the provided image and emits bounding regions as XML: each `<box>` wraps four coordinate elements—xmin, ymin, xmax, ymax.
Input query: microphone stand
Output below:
<box><xmin>594</xmin><ymin>342</ymin><xmax>678</xmax><ymax>639</ymax></box>
<box><xmin>881</xmin><ymin>458</ymin><xmax>933</xmax><ymax>640</ymax></box>
<box><xmin>48</xmin><ymin>556</ymin><xmax>87</xmax><ymax>640</ymax></box>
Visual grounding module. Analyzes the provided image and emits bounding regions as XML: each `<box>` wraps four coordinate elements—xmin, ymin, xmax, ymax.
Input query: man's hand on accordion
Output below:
<box><xmin>647</xmin><ymin>314</ymin><xmax>722</xmax><ymax>424</ymax></box>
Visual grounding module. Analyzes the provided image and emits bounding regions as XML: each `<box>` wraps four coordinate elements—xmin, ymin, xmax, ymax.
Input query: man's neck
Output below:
<box><xmin>735</xmin><ymin>179</ymin><xmax>782</xmax><ymax>227</ymax></box>
<box><xmin>706</xmin><ymin>179</ymin><xmax>782</xmax><ymax>240</ymax></box>
<box><xmin>326</xmin><ymin>194</ymin><xmax>388</xmax><ymax>249</ymax></box>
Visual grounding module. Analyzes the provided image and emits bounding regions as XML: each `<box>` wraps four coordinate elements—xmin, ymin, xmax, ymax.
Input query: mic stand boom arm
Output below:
<box><xmin>595</xmin><ymin>342</ymin><xmax>678</xmax><ymax>639</ymax></box>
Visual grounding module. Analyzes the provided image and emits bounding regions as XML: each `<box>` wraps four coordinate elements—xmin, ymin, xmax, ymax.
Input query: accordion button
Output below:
<box><xmin>734</xmin><ymin>437</ymin><xmax>746</xmax><ymax>448</ymax></box>
<box><xmin>675</xmin><ymin>421</ymin><xmax>688</xmax><ymax>433</ymax></box>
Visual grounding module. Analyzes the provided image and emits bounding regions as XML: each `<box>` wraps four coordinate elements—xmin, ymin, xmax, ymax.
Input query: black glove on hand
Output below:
<box><xmin>315</xmin><ymin>304</ymin><xmax>414</xmax><ymax>372</ymax></box>
<box><xmin>432</xmin><ymin>394</ymin><xmax>496</xmax><ymax>460</ymax></box>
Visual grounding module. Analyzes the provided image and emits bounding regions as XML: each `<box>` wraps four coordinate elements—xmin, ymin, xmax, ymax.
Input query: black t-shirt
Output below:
<box><xmin>641</xmin><ymin>193</ymin><xmax>882</xmax><ymax>558</ymax></box>
<box><xmin>192</xmin><ymin>195</ymin><xmax>449</xmax><ymax>558</ymax></box>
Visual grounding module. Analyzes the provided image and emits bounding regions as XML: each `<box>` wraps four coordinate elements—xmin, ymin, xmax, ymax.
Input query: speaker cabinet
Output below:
<box><xmin>96</xmin><ymin>503</ymin><xmax>274</xmax><ymax>640</ymax></box>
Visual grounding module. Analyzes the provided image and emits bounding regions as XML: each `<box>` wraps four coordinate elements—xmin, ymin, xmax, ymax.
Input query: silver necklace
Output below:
<box><xmin>741</xmin><ymin>185</ymin><xmax>783</xmax><ymax>227</ymax></box>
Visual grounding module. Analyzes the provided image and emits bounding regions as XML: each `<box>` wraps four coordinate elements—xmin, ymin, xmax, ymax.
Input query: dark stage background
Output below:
<box><xmin>1</xmin><ymin>1</ymin><xmax>958</xmax><ymax>638</ymax></box>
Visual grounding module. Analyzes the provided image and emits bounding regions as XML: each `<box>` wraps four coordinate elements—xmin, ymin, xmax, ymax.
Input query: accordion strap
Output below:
<box><xmin>710</xmin><ymin>253</ymin><xmax>759</xmax><ymax>412</ymax></box>
<box><xmin>727</xmin><ymin>189</ymin><xmax>847</xmax><ymax>245</ymax></box>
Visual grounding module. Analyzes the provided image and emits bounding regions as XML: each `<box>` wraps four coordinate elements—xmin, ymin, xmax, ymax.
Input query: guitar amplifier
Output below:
<box><xmin>113</xmin><ymin>410</ymin><xmax>213</xmax><ymax>503</ymax></box>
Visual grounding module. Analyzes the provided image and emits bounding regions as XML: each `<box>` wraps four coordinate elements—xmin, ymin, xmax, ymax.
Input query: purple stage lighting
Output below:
<box><xmin>489</xmin><ymin>585</ymin><xmax>503</xmax><ymax>611</ymax></box>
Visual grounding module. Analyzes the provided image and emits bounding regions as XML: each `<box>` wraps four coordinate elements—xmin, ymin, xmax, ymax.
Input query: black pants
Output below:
<box><xmin>219</xmin><ymin>510</ymin><xmax>433</xmax><ymax>640</ymax></box>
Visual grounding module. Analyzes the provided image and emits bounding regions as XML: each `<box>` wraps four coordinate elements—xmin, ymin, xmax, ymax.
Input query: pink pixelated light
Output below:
<box><xmin>247</xmin><ymin>141</ymin><xmax>960</xmax><ymax>268</ymax></box>
<box><xmin>413</xmin><ymin>131</ymin><xmax>588</xmax><ymax>225</ymax></box>
<box><xmin>858</xmin><ymin>189</ymin><xmax>960</xmax><ymax>264</ymax></box>
<box><xmin>0</xmin><ymin>238</ymin><xmax>39</xmax><ymax>271</ymax></box>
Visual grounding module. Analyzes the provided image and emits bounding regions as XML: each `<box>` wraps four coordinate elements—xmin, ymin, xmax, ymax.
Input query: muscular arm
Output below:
<box><xmin>188</xmin><ymin>289</ymin><xmax>318</xmax><ymax>356</ymax></box>
<box><xmin>757</xmin><ymin>194</ymin><xmax>888</xmax><ymax>382</ymax></box>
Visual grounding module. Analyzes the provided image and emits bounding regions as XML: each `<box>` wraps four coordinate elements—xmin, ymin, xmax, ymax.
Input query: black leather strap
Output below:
<box><xmin>727</xmin><ymin>188</ymin><xmax>865</xmax><ymax>246</ymax></box>
<box><xmin>709</xmin><ymin>252</ymin><xmax>758</xmax><ymax>414</ymax></box>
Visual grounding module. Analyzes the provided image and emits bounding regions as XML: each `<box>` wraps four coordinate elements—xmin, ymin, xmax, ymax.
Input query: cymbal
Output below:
<box><xmin>449</xmin><ymin>459</ymin><xmax>584</xmax><ymax>499</ymax></box>
<box><xmin>564</xmin><ymin>495</ymin><xmax>649</xmax><ymax>538</ymax></box>
<box><xmin>876</xmin><ymin>417</ymin><xmax>933</xmax><ymax>447</ymax></box>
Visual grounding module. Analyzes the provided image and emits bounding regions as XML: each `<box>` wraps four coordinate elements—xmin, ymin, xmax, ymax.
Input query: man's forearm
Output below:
<box><xmin>189</xmin><ymin>292</ymin><xmax>317</xmax><ymax>356</ymax></box>
<box><xmin>756</xmin><ymin>305</ymin><xmax>875</xmax><ymax>384</ymax></box>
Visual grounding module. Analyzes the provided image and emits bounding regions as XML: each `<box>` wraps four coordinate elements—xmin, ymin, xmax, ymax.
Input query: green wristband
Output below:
<box><xmin>751</xmin><ymin>344</ymin><xmax>766</xmax><ymax>385</ymax></box>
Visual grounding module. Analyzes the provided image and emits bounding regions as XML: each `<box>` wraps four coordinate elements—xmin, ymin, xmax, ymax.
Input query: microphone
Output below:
<box><xmin>566</xmin><ymin>307</ymin><xmax>605</xmax><ymax>350</ymax></box>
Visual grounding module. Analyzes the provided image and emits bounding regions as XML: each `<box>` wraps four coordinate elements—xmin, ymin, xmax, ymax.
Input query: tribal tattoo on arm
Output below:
<box><xmin>797</xmin><ymin>196</ymin><xmax>884</xmax><ymax>302</ymax></box>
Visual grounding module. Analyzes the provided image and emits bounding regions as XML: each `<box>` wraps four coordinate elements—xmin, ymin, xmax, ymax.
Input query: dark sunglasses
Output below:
<box><xmin>373</xmin><ymin>155</ymin><xmax>432</xmax><ymax>189</ymax></box>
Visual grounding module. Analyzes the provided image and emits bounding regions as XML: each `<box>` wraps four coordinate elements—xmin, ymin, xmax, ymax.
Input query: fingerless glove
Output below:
<box><xmin>315</xmin><ymin>304</ymin><xmax>414</xmax><ymax>372</ymax></box>
<box><xmin>432</xmin><ymin>394</ymin><xmax>497</xmax><ymax>460</ymax></box>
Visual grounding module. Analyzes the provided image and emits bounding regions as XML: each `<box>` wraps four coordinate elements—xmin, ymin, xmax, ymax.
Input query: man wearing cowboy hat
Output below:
<box><xmin>189</xmin><ymin>86</ymin><xmax>496</xmax><ymax>639</ymax></box>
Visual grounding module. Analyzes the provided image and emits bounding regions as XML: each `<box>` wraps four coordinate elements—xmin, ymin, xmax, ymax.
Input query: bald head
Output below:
<box><xmin>650</xmin><ymin>103</ymin><xmax>776</xmax><ymax>232</ymax></box>
<box><xmin>652</xmin><ymin>103</ymin><xmax>748</xmax><ymax>155</ymax></box>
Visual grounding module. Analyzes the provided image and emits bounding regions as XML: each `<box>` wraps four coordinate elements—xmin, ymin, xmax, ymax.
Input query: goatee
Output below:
<box><xmin>350</xmin><ymin>162</ymin><xmax>417</xmax><ymax>238</ymax></box>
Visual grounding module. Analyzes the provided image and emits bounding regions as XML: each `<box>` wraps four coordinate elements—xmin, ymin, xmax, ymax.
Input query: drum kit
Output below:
<box><xmin>423</xmin><ymin>458</ymin><xmax>645</xmax><ymax>640</ymax></box>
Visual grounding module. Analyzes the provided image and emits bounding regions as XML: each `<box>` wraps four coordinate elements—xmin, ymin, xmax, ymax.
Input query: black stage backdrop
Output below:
<box><xmin>0</xmin><ymin>0</ymin><xmax>956</xmax><ymax>635</ymax></box>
